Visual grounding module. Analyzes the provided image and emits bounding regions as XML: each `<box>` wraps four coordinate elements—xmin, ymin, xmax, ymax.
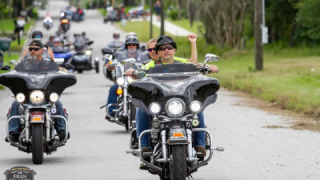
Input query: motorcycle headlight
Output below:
<box><xmin>190</xmin><ymin>101</ymin><xmax>201</xmax><ymax>113</ymax></box>
<box><xmin>49</xmin><ymin>93</ymin><xmax>59</xmax><ymax>103</ymax></box>
<box><xmin>149</xmin><ymin>102</ymin><xmax>161</xmax><ymax>115</ymax></box>
<box><xmin>85</xmin><ymin>50</ymin><xmax>92</xmax><ymax>56</ymax></box>
<box><xmin>16</xmin><ymin>93</ymin><xmax>26</xmax><ymax>103</ymax></box>
<box><xmin>127</xmin><ymin>76</ymin><xmax>134</xmax><ymax>84</ymax></box>
<box><xmin>104</xmin><ymin>54</ymin><xmax>112</xmax><ymax>60</ymax></box>
<box><xmin>116</xmin><ymin>77</ymin><xmax>125</xmax><ymax>85</ymax></box>
<box><xmin>30</xmin><ymin>90</ymin><xmax>45</xmax><ymax>104</ymax></box>
<box><xmin>165</xmin><ymin>98</ymin><xmax>185</xmax><ymax>117</ymax></box>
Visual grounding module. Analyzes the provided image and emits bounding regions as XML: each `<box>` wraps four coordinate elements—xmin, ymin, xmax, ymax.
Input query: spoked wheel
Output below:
<box><xmin>170</xmin><ymin>145</ymin><xmax>187</xmax><ymax>180</ymax></box>
<box><xmin>32</xmin><ymin>124</ymin><xmax>44</xmax><ymax>164</ymax></box>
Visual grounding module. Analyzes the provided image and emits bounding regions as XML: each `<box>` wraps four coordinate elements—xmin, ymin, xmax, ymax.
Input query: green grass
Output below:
<box><xmin>97</xmin><ymin>8</ymin><xmax>106</xmax><ymax>16</ymax></box>
<box><xmin>212</xmin><ymin>49</ymin><xmax>320</xmax><ymax>119</ymax></box>
<box><xmin>167</xmin><ymin>19</ymin><xmax>204</xmax><ymax>35</ymax></box>
<box><xmin>0</xmin><ymin>19</ymin><xmax>34</xmax><ymax>33</ymax></box>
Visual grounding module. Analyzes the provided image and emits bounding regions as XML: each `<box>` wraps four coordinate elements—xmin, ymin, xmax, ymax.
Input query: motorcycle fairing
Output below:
<box><xmin>0</xmin><ymin>60</ymin><xmax>76</xmax><ymax>97</ymax></box>
<box><xmin>128</xmin><ymin>64</ymin><xmax>220</xmax><ymax>115</ymax></box>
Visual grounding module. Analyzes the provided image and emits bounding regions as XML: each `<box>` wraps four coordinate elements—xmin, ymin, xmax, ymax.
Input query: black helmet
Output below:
<box><xmin>125</xmin><ymin>36</ymin><xmax>139</xmax><ymax>49</ymax></box>
<box><xmin>32</xmin><ymin>30</ymin><xmax>43</xmax><ymax>39</ymax></box>
<box><xmin>155</xmin><ymin>35</ymin><xmax>177</xmax><ymax>52</ymax></box>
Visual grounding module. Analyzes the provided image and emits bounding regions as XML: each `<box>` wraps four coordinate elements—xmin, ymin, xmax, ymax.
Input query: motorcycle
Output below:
<box><xmin>43</xmin><ymin>16</ymin><xmax>53</xmax><ymax>30</ymax></box>
<box><xmin>0</xmin><ymin>60</ymin><xmax>77</xmax><ymax>164</ymax></box>
<box><xmin>100</xmin><ymin>58</ymin><xmax>138</xmax><ymax>131</ymax></box>
<box><xmin>101</xmin><ymin>42</ymin><xmax>123</xmax><ymax>80</ymax></box>
<box><xmin>72</xmin><ymin>34</ymin><xmax>98</xmax><ymax>73</ymax></box>
<box><xmin>60</xmin><ymin>18</ymin><xmax>70</xmax><ymax>34</ymax></box>
<box><xmin>52</xmin><ymin>45</ymin><xmax>74</xmax><ymax>73</ymax></box>
<box><xmin>126</xmin><ymin>54</ymin><xmax>224</xmax><ymax>180</ymax></box>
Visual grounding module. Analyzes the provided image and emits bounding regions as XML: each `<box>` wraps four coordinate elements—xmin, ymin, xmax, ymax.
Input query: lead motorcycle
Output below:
<box><xmin>0</xmin><ymin>60</ymin><xmax>77</xmax><ymax>164</ymax></box>
<box><xmin>126</xmin><ymin>54</ymin><xmax>224</xmax><ymax>180</ymax></box>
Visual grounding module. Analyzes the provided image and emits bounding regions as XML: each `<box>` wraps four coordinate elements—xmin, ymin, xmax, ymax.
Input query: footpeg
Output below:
<box><xmin>213</xmin><ymin>146</ymin><xmax>224</xmax><ymax>151</ymax></box>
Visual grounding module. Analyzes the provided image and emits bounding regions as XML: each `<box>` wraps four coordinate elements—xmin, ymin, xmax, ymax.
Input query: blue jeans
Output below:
<box><xmin>136</xmin><ymin>108</ymin><xmax>205</xmax><ymax>148</ymax></box>
<box><xmin>106</xmin><ymin>84</ymin><xmax>118</xmax><ymax>116</ymax></box>
<box><xmin>9</xmin><ymin>100</ymin><xmax>66</xmax><ymax>133</ymax></box>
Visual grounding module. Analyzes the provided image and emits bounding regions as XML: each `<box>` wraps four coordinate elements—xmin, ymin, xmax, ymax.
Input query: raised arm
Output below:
<box><xmin>188</xmin><ymin>33</ymin><xmax>197</xmax><ymax>64</ymax></box>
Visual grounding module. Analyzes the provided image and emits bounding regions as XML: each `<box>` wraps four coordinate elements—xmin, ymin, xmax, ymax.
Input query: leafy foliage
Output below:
<box><xmin>297</xmin><ymin>0</ymin><xmax>320</xmax><ymax>41</ymax></box>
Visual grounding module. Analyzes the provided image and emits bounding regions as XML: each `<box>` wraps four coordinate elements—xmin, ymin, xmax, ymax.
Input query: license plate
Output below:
<box><xmin>54</xmin><ymin>58</ymin><xmax>64</xmax><ymax>65</ymax></box>
<box><xmin>31</xmin><ymin>115</ymin><xmax>44</xmax><ymax>123</ymax></box>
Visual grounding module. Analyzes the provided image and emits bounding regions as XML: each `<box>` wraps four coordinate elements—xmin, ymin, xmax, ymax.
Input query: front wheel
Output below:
<box><xmin>95</xmin><ymin>61</ymin><xmax>99</xmax><ymax>73</ymax></box>
<box><xmin>32</xmin><ymin>124</ymin><xmax>44</xmax><ymax>164</ymax></box>
<box><xmin>170</xmin><ymin>145</ymin><xmax>187</xmax><ymax>180</ymax></box>
<box><xmin>129</xmin><ymin>103</ymin><xmax>136</xmax><ymax>131</ymax></box>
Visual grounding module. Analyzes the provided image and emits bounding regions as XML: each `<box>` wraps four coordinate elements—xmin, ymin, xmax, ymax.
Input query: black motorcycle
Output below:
<box><xmin>126</xmin><ymin>54</ymin><xmax>224</xmax><ymax>180</ymax></box>
<box><xmin>72</xmin><ymin>34</ymin><xmax>98</xmax><ymax>73</ymax></box>
<box><xmin>0</xmin><ymin>60</ymin><xmax>76</xmax><ymax>164</ymax></box>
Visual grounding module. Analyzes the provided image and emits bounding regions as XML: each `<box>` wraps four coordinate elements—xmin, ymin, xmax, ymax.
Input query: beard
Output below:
<box><xmin>127</xmin><ymin>49</ymin><xmax>136</xmax><ymax>54</ymax></box>
<box><xmin>30</xmin><ymin>55</ymin><xmax>37</xmax><ymax>61</ymax></box>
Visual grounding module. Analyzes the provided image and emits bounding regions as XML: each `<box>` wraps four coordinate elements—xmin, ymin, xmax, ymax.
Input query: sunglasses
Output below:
<box><xmin>127</xmin><ymin>44</ymin><xmax>137</xmax><ymax>46</ymax></box>
<box><xmin>147</xmin><ymin>48</ymin><xmax>156</xmax><ymax>52</ymax></box>
<box><xmin>34</xmin><ymin>35</ymin><xmax>42</xmax><ymax>39</ymax></box>
<box><xmin>159</xmin><ymin>46</ymin><xmax>174</xmax><ymax>51</ymax></box>
<box><xmin>29</xmin><ymin>47</ymin><xmax>41</xmax><ymax>51</ymax></box>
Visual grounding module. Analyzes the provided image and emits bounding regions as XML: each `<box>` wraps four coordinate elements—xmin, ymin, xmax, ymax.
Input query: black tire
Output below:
<box><xmin>32</xmin><ymin>124</ymin><xmax>44</xmax><ymax>164</ymax></box>
<box><xmin>129</xmin><ymin>103</ymin><xmax>136</xmax><ymax>130</ymax></box>
<box><xmin>170</xmin><ymin>145</ymin><xmax>187</xmax><ymax>180</ymax></box>
<box><xmin>95</xmin><ymin>61</ymin><xmax>99</xmax><ymax>73</ymax></box>
<box><xmin>78</xmin><ymin>70</ymin><xmax>83</xmax><ymax>73</ymax></box>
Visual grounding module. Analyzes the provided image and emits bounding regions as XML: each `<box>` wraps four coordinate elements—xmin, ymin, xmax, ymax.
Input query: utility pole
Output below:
<box><xmin>160</xmin><ymin>0</ymin><xmax>164</xmax><ymax>35</ymax></box>
<box><xmin>254</xmin><ymin>0</ymin><xmax>263</xmax><ymax>71</ymax></box>
<box><xmin>149</xmin><ymin>0</ymin><xmax>153</xmax><ymax>39</ymax></box>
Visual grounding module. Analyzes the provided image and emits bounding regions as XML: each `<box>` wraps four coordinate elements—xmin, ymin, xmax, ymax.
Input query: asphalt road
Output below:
<box><xmin>0</xmin><ymin>1</ymin><xmax>320</xmax><ymax>179</ymax></box>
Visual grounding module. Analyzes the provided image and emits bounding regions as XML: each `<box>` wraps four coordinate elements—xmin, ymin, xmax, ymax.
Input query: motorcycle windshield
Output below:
<box><xmin>129</xmin><ymin>63</ymin><xmax>220</xmax><ymax>107</ymax></box>
<box><xmin>0</xmin><ymin>60</ymin><xmax>77</xmax><ymax>96</ymax></box>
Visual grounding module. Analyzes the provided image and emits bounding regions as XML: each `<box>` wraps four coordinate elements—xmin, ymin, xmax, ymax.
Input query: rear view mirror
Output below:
<box><xmin>9</xmin><ymin>60</ymin><xmax>17</xmax><ymax>65</ymax></box>
<box><xmin>204</xmin><ymin>54</ymin><xmax>219</xmax><ymax>65</ymax></box>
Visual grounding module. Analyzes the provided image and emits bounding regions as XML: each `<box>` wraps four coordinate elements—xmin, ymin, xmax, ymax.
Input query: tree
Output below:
<box><xmin>265</xmin><ymin>0</ymin><xmax>298</xmax><ymax>45</ymax></box>
<box><xmin>296</xmin><ymin>0</ymin><xmax>320</xmax><ymax>41</ymax></box>
<box><xmin>198</xmin><ymin>0</ymin><xmax>253</xmax><ymax>49</ymax></box>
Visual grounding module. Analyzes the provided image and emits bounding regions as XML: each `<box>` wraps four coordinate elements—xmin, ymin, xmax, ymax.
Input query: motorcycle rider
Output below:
<box><xmin>22</xmin><ymin>30</ymin><xmax>55</xmax><ymax>60</ymax></box>
<box><xmin>107</xmin><ymin>32</ymin><xmax>124</xmax><ymax>50</ymax></box>
<box><xmin>125</xmin><ymin>35</ymin><xmax>219</xmax><ymax>168</ymax></box>
<box><xmin>140</xmin><ymin>33</ymin><xmax>198</xmax><ymax>63</ymax></box>
<box><xmin>105</xmin><ymin>35</ymin><xmax>144</xmax><ymax>118</ymax></box>
<box><xmin>6</xmin><ymin>40</ymin><xmax>69</xmax><ymax>142</ymax></box>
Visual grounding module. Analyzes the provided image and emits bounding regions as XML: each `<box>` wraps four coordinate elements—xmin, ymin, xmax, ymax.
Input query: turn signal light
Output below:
<box><xmin>173</xmin><ymin>132</ymin><xmax>184</xmax><ymax>137</ymax></box>
<box><xmin>116</xmin><ymin>88</ymin><xmax>123</xmax><ymax>95</ymax></box>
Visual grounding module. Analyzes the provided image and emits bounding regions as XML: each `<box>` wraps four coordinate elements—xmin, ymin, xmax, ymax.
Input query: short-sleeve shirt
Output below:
<box><xmin>143</xmin><ymin>56</ymin><xmax>188</xmax><ymax>70</ymax></box>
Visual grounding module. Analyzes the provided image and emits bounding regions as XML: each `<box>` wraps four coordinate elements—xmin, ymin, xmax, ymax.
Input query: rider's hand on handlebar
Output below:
<box><xmin>125</xmin><ymin>68</ymin><xmax>136</xmax><ymax>77</ymax></box>
<box><xmin>105</xmin><ymin>63</ymin><xmax>115</xmax><ymax>71</ymax></box>
<box><xmin>208</xmin><ymin>65</ymin><xmax>219</xmax><ymax>73</ymax></box>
